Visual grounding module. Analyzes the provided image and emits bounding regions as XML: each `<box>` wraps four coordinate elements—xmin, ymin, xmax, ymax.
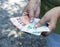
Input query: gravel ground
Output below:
<box><xmin>0</xmin><ymin>0</ymin><xmax>47</xmax><ymax>47</ymax></box>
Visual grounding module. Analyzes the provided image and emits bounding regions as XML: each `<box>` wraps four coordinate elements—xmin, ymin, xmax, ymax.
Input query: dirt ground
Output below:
<box><xmin>0</xmin><ymin>0</ymin><xmax>47</xmax><ymax>47</ymax></box>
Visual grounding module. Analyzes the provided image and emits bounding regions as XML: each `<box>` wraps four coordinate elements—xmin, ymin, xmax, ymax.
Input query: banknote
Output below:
<box><xmin>10</xmin><ymin>16</ymin><xmax>50</xmax><ymax>36</ymax></box>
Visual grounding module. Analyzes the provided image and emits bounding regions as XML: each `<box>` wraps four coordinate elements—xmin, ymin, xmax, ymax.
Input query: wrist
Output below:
<box><xmin>29</xmin><ymin>0</ymin><xmax>40</xmax><ymax>3</ymax></box>
<box><xmin>54</xmin><ymin>7</ymin><xmax>60</xmax><ymax>18</ymax></box>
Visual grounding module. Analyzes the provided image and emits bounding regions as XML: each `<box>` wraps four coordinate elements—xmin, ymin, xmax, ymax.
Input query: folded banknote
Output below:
<box><xmin>10</xmin><ymin>16</ymin><xmax>50</xmax><ymax>36</ymax></box>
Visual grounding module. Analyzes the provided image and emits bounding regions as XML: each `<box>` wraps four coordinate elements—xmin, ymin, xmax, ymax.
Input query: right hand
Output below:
<box><xmin>36</xmin><ymin>7</ymin><xmax>60</xmax><ymax>35</ymax></box>
<box><xmin>22</xmin><ymin>0</ymin><xmax>40</xmax><ymax>22</ymax></box>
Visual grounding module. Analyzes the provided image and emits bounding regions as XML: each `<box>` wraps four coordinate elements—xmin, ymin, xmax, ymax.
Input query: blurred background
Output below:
<box><xmin>0</xmin><ymin>0</ymin><xmax>60</xmax><ymax>47</ymax></box>
<box><xmin>0</xmin><ymin>0</ymin><xmax>47</xmax><ymax>47</ymax></box>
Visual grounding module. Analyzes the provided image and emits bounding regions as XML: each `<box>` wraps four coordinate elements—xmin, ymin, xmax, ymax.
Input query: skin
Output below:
<box><xmin>22</xmin><ymin>0</ymin><xmax>41</xmax><ymax>22</ymax></box>
<box><xmin>22</xmin><ymin>0</ymin><xmax>60</xmax><ymax>35</ymax></box>
<box><xmin>36</xmin><ymin>7</ymin><xmax>60</xmax><ymax>35</ymax></box>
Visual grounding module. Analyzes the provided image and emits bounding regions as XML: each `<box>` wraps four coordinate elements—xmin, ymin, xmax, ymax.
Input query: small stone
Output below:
<box><xmin>18</xmin><ymin>32</ymin><xmax>24</xmax><ymax>36</ymax></box>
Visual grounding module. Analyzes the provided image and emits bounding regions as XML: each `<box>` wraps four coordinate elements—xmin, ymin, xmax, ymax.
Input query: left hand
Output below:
<box><xmin>22</xmin><ymin>0</ymin><xmax>40</xmax><ymax>22</ymax></box>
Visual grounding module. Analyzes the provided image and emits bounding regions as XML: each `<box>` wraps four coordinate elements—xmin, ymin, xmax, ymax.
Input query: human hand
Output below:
<box><xmin>36</xmin><ymin>7</ymin><xmax>60</xmax><ymax>35</ymax></box>
<box><xmin>22</xmin><ymin>0</ymin><xmax>40</xmax><ymax>22</ymax></box>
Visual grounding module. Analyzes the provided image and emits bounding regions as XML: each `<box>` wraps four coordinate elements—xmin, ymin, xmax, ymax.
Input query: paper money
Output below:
<box><xmin>10</xmin><ymin>16</ymin><xmax>50</xmax><ymax>36</ymax></box>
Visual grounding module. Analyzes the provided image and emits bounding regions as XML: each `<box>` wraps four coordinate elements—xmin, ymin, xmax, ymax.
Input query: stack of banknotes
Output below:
<box><xmin>10</xmin><ymin>16</ymin><xmax>50</xmax><ymax>36</ymax></box>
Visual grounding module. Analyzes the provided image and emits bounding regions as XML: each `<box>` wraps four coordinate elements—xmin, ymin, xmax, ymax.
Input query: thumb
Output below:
<box><xmin>30</xmin><ymin>16</ymin><xmax>34</xmax><ymax>23</ymax></box>
<box><xmin>36</xmin><ymin>16</ymin><xmax>47</xmax><ymax>27</ymax></box>
<box><xmin>35</xmin><ymin>6</ymin><xmax>40</xmax><ymax>18</ymax></box>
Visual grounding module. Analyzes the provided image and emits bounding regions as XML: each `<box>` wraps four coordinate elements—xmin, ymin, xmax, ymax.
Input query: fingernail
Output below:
<box><xmin>30</xmin><ymin>20</ymin><xmax>33</xmax><ymax>23</ymax></box>
<box><xmin>35</xmin><ymin>25</ymin><xmax>38</xmax><ymax>27</ymax></box>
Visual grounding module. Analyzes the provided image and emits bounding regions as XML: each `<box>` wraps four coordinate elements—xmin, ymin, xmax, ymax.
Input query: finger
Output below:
<box><xmin>35</xmin><ymin>6</ymin><xmax>40</xmax><ymax>18</ymax></box>
<box><xmin>41</xmin><ymin>32</ymin><xmax>47</xmax><ymax>36</ymax></box>
<box><xmin>29</xmin><ymin>10</ymin><xmax>34</xmax><ymax>22</ymax></box>
<box><xmin>22</xmin><ymin>4</ymin><xmax>29</xmax><ymax>16</ymax></box>
<box><xmin>42</xmin><ymin>32</ymin><xmax>51</xmax><ymax>36</ymax></box>
<box><xmin>45</xmin><ymin>32</ymin><xmax>51</xmax><ymax>35</ymax></box>
<box><xmin>22</xmin><ymin>12</ymin><xmax>28</xmax><ymax>16</ymax></box>
<box><xmin>48</xmin><ymin>24</ymin><xmax>55</xmax><ymax>31</ymax></box>
<box><xmin>48</xmin><ymin>18</ymin><xmax>56</xmax><ymax>31</ymax></box>
<box><xmin>36</xmin><ymin>16</ymin><xmax>47</xmax><ymax>27</ymax></box>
